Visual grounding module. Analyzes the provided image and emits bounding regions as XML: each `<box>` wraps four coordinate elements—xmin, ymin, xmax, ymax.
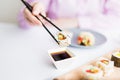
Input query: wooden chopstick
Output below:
<box><xmin>21</xmin><ymin>0</ymin><xmax>59</xmax><ymax>44</ymax></box>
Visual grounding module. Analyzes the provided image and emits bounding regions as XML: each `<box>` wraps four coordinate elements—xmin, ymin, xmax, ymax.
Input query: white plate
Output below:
<box><xmin>69</xmin><ymin>28</ymin><xmax>107</xmax><ymax>48</ymax></box>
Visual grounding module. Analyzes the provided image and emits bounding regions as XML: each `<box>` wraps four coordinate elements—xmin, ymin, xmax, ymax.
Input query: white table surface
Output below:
<box><xmin>0</xmin><ymin>23</ymin><xmax>120</xmax><ymax>80</ymax></box>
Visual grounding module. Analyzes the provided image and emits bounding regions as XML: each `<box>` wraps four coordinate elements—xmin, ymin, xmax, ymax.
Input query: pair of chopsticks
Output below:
<box><xmin>21</xmin><ymin>0</ymin><xmax>62</xmax><ymax>44</ymax></box>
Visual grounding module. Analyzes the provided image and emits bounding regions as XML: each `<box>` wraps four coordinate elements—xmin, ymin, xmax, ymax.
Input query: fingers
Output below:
<box><xmin>24</xmin><ymin>8</ymin><xmax>41</xmax><ymax>25</ymax></box>
<box><xmin>23</xmin><ymin>2</ymin><xmax>46</xmax><ymax>26</ymax></box>
<box><xmin>32</xmin><ymin>2</ymin><xmax>46</xmax><ymax>16</ymax></box>
<box><xmin>32</xmin><ymin>2</ymin><xmax>46</xmax><ymax>22</ymax></box>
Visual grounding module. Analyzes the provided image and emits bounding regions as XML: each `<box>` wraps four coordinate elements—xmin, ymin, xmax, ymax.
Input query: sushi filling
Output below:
<box><xmin>114</xmin><ymin>51</ymin><xmax>120</xmax><ymax>58</ymax></box>
<box><xmin>77</xmin><ymin>32</ymin><xmax>95</xmax><ymax>46</ymax></box>
<box><xmin>86</xmin><ymin>68</ymin><xmax>99</xmax><ymax>73</ymax></box>
<box><xmin>58</xmin><ymin>33</ymin><xmax>66</xmax><ymax>40</ymax></box>
<box><xmin>77</xmin><ymin>36</ymin><xmax>91</xmax><ymax>46</ymax></box>
<box><xmin>100</xmin><ymin>60</ymin><xmax>109</xmax><ymax>65</ymax></box>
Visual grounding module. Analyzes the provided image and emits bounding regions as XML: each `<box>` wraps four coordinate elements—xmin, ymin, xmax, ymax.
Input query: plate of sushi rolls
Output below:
<box><xmin>69</xmin><ymin>28</ymin><xmax>107</xmax><ymax>48</ymax></box>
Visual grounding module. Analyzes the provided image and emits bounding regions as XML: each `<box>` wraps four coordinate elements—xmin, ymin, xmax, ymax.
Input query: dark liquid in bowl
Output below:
<box><xmin>51</xmin><ymin>51</ymin><xmax>71</xmax><ymax>61</ymax></box>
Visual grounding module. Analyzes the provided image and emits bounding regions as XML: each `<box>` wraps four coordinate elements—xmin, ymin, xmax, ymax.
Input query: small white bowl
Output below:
<box><xmin>48</xmin><ymin>47</ymin><xmax>75</xmax><ymax>69</ymax></box>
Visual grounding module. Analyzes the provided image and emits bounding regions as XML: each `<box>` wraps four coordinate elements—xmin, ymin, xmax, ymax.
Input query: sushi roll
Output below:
<box><xmin>111</xmin><ymin>51</ymin><xmax>120</xmax><ymax>67</ymax></box>
<box><xmin>95</xmin><ymin>57</ymin><xmax>114</xmax><ymax>76</ymax></box>
<box><xmin>56</xmin><ymin>31</ymin><xmax>73</xmax><ymax>47</ymax></box>
<box><xmin>77</xmin><ymin>32</ymin><xmax>95</xmax><ymax>46</ymax></box>
<box><xmin>82</xmin><ymin>65</ymin><xmax>103</xmax><ymax>80</ymax></box>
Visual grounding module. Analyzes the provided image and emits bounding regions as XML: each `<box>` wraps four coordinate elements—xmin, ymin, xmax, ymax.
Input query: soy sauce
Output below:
<box><xmin>51</xmin><ymin>51</ymin><xmax>71</xmax><ymax>61</ymax></box>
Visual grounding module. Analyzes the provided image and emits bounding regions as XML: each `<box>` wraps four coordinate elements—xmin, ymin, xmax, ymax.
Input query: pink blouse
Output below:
<box><xmin>18</xmin><ymin>0</ymin><xmax>120</xmax><ymax>29</ymax></box>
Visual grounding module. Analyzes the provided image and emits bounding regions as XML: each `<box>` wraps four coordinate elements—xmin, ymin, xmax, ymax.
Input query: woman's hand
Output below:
<box><xmin>23</xmin><ymin>2</ymin><xmax>46</xmax><ymax>26</ymax></box>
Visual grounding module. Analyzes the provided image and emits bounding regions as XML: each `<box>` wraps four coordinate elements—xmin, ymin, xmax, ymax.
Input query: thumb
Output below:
<box><xmin>32</xmin><ymin>2</ymin><xmax>45</xmax><ymax>16</ymax></box>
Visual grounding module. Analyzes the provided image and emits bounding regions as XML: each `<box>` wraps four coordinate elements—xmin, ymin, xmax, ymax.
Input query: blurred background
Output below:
<box><xmin>0</xmin><ymin>0</ymin><xmax>22</xmax><ymax>24</ymax></box>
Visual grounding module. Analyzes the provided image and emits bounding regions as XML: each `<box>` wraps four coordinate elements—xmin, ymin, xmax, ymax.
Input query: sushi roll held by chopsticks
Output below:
<box><xmin>56</xmin><ymin>31</ymin><xmax>73</xmax><ymax>47</ymax></box>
